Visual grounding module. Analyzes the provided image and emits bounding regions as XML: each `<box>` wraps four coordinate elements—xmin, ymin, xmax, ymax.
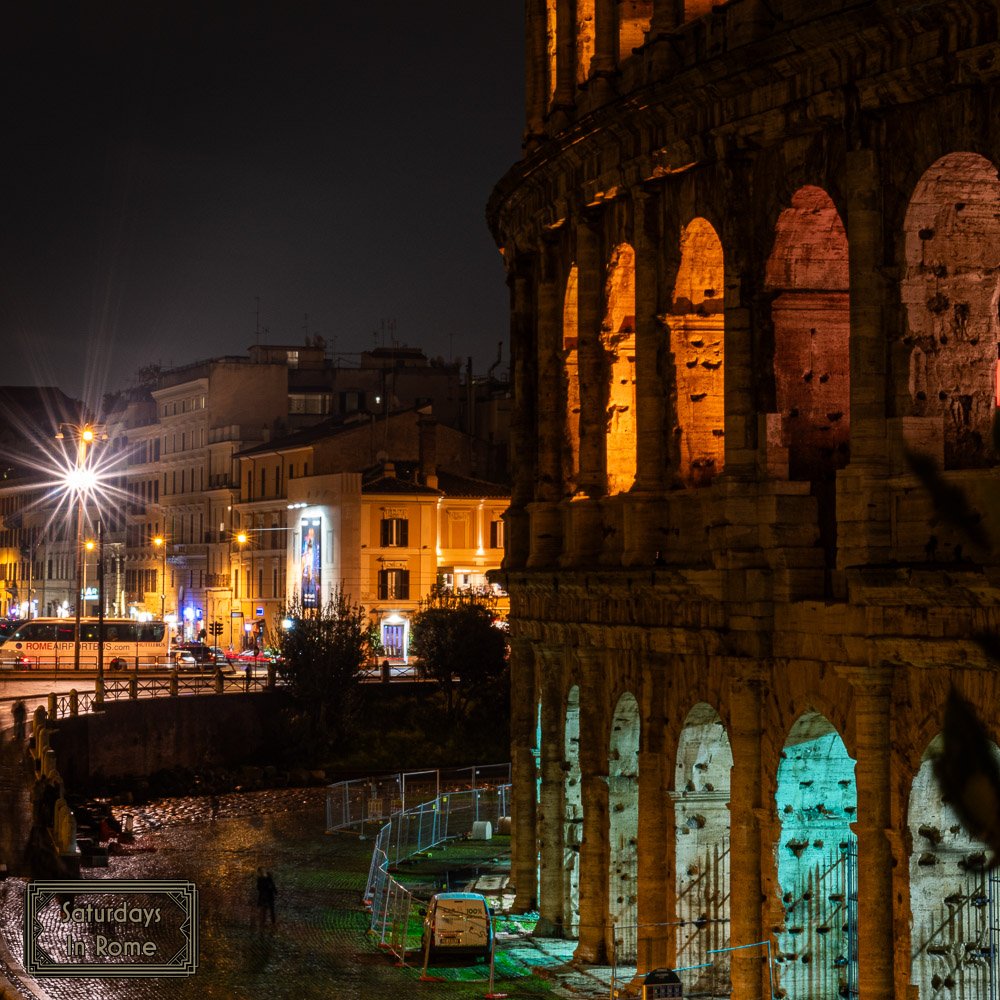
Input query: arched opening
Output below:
<box><xmin>619</xmin><ymin>1</ymin><xmax>652</xmax><ymax>58</ymax></box>
<box><xmin>563</xmin><ymin>685</ymin><xmax>582</xmax><ymax>937</ymax></box>
<box><xmin>909</xmin><ymin>735</ymin><xmax>1000</xmax><ymax>999</ymax></box>
<box><xmin>669</xmin><ymin>218</ymin><xmax>725</xmax><ymax>486</ymax></box>
<box><xmin>765</xmin><ymin>186</ymin><xmax>851</xmax><ymax>483</ymax></box>
<box><xmin>773</xmin><ymin>712</ymin><xmax>857</xmax><ymax>1000</ymax></box>
<box><xmin>563</xmin><ymin>264</ymin><xmax>581</xmax><ymax>493</ymax></box>
<box><xmin>673</xmin><ymin>703</ymin><xmax>732</xmax><ymax>994</ymax></box>
<box><xmin>609</xmin><ymin>691</ymin><xmax>640</xmax><ymax>962</ymax></box>
<box><xmin>576</xmin><ymin>0</ymin><xmax>595</xmax><ymax>86</ymax></box>
<box><xmin>604</xmin><ymin>243</ymin><xmax>637</xmax><ymax>495</ymax></box>
<box><xmin>902</xmin><ymin>152</ymin><xmax>1000</xmax><ymax>469</ymax></box>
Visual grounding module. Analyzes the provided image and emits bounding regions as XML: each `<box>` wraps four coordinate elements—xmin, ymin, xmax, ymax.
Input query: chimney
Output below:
<box><xmin>419</xmin><ymin>414</ymin><xmax>438</xmax><ymax>489</ymax></box>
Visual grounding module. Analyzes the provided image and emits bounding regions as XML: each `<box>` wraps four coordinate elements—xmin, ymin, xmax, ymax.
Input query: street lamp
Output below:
<box><xmin>83</xmin><ymin>538</ymin><xmax>95</xmax><ymax>616</ymax></box>
<box><xmin>55</xmin><ymin>422</ymin><xmax>105</xmax><ymax>671</ymax></box>
<box><xmin>153</xmin><ymin>536</ymin><xmax>167</xmax><ymax>619</ymax></box>
<box><xmin>236</xmin><ymin>532</ymin><xmax>248</xmax><ymax>648</ymax></box>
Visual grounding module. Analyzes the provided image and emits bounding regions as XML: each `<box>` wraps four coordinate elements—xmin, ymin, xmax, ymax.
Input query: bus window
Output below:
<box><xmin>80</xmin><ymin>623</ymin><xmax>99</xmax><ymax>641</ymax></box>
<box><xmin>56</xmin><ymin>624</ymin><xmax>74</xmax><ymax>642</ymax></box>
<box><xmin>140</xmin><ymin>623</ymin><xmax>166</xmax><ymax>643</ymax></box>
<box><xmin>18</xmin><ymin>623</ymin><xmax>57</xmax><ymax>641</ymax></box>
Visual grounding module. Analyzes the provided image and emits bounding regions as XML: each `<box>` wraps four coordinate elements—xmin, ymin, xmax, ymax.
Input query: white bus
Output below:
<box><xmin>0</xmin><ymin>618</ymin><xmax>171</xmax><ymax>670</ymax></box>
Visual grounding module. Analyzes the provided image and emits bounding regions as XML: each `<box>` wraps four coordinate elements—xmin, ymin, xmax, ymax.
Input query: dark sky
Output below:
<box><xmin>1</xmin><ymin>2</ymin><xmax>524</xmax><ymax>407</ymax></box>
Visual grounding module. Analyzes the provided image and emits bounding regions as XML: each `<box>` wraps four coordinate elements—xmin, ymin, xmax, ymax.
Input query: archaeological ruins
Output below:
<box><xmin>487</xmin><ymin>2</ymin><xmax>1000</xmax><ymax>998</ymax></box>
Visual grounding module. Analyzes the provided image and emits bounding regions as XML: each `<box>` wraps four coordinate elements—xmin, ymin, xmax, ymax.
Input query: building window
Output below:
<box><xmin>378</xmin><ymin>569</ymin><xmax>410</xmax><ymax>600</ymax></box>
<box><xmin>380</xmin><ymin>518</ymin><xmax>409</xmax><ymax>547</ymax></box>
<box><xmin>489</xmin><ymin>519</ymin><xmax>505</xmax><ymax>549</ymax></box>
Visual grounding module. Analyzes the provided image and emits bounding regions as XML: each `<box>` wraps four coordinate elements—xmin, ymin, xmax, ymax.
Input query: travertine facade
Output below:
<box><xmin>488</xmin><ymin>2</ymin><xmax>1000</xmax><ymax>998</ymax></box>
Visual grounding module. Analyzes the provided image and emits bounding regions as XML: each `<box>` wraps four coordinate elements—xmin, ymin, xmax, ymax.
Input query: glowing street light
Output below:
<box><xmin>153</xmin><ymin>536</ymin><xmax>167</xmax><ymax>619</ymax></box>
<box><xmin>55</xmin><ymin>422</ymin><xmax>106</xmax><ymax>672</ymax></box>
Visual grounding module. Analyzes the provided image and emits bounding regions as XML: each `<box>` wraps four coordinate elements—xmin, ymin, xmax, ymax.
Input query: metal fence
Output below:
<box><xmin>326</xmin><ymin>765</ymin><xmax>510</xmax><ymax>963</ymax></box>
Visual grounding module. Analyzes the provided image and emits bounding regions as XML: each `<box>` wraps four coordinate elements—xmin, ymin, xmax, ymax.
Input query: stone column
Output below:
<box><xmin>510</xmin><ymin>638</ymin><xmax>539</xmax><ymax>911</ymax></box>
<box><xmin>720</xmin><ymin>169</ymin><xmax>758</xmax><ymax>481</ymax></box>
<box><xmin>728</xmin><ymin>672</ymin><xmax>765</xmax><ymax>1000</ymax></box>
<box><xmin>632</xmin><ymin>188</ymin><xmax>666</xmax><ymax>493</ymax></box>
<box><xmin>554</xmin><ymin>0</ymin><xmax>577</xmax><ymax>112</ymax></box>
<box><xmin>847</xmin><ymin>149</ymin><xmax>888</xmax><ymax>467</ymax></box>
<box><xmin>536</xmin><ymin>646</ymin><xmax>567</xmax><ymax>936</ymax></box>
<box><xmin>591</xmin><ymin>0</ymin><xmax>618</xmax><ymax>78</ymax></box>
<box><xmin>524</xmin><ymin>0</ymin><xmax>549</xmax><ymax>144</ymax></box>
<box><xmin>575</xmin><ymin>216</ymin><xmax>606</xmax><ymax>498</ymax></box>
<box><xmin>844</xmin><ymin>665</ymin><xmax>894</xmax><ymax>1000</ymax></box>
<box><xmin>506</xmin><ymin>255</ymin><xmax>538</xmax><ymax>570</ymax></box>
<box><xmin>637</xmin><ymin>667</ymin><xmax>671</xmax><ymax>972</ymax></box>
<box><xmin>649</xmin><ymin>0</ymin><xmax>681</xmax><ymax>35</ymax></box>
<box><xmin>575</xmin><ymin>649</ymin><xmax>610</xmax><ymax>964</ymax></box>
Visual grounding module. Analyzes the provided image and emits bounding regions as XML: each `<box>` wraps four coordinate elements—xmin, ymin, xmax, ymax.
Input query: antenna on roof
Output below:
<box><xmin>254</xmin><ymin>297</ymin><xmax>261</xmax><ymax>348</ymax></box>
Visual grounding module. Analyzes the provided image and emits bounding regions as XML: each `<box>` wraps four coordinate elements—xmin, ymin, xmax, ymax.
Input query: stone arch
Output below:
<box><xmin>604</xmin><ymin>243</ymin><xmax>637</xmax><ymax>495</ymax></box>
<box><xmin>563</xmin><ymin>683</ymin><xmax>583</xmax><ymax>937</ymax></box>
<box><xmin>609</xmin><ymin>690</ymin><xmax>640</xmax><ymax>961</ymax></box>
<box><xmin>563</xmin><ymin>263</ymin><xmax>581</xmax><ymax>492</ymax></box>
<box><xmin>908</xmin><ymin>734</ymin><xmax>1000</xmax><ymax>1000</ymax></box>
<box><xmin>765</xmin><ymin>185</ymin><xmax>851</xmax><ymax>482</ymax></box>
<box><xmin>773</xmin><ymin>711</ymin><xmax>857</xmax><ymax>1000</ymax></box>
<box><xmin>673</xmin><ymin>702</ymin><xmax>732</xmax><ymax>995</ymax></box>
<box><xmin>901</xmin><ymin>152</ymin><xmax>1000</xmax><ymax>469</ymax></box>
<box><xmin>619</xmin><ymin>1</ymin><xmax>652</xmax><ymax>58</ymax></box>
<box><xmin>669</xmin><ymin>218</ymin><xmax>725</xmax><ymax>486</ymax></box>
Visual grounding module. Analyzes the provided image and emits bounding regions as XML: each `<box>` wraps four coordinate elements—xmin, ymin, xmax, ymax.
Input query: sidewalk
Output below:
<box><xmin>0</xmin><ymin>787</ymin><xmax>626</xmax><ymax>1000</ymax></box>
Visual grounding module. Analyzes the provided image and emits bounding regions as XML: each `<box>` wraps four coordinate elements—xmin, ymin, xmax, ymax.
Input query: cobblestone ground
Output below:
<box><xmin>0</xmin><ymin>788</ymin><xmax>620</xmax><ymax>999</ymax></box>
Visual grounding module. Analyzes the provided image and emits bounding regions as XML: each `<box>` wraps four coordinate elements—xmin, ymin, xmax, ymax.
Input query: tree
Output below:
<box><xmin>410</xmin><ymin>588</ymin><xmax>508</xmax><ymax>717</ymax></box>
<box><xmin>276</xmin><ymin>588</ymin><xmax>376</xmax><ymax>743</ymax></box>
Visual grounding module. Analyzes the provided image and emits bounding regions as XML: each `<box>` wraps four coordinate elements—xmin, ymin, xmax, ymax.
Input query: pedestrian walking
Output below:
<box><xmin>11</xmin><ymin>700</ymin><xmax>26</xmax><ymax>743</ymax></box>
<box><xmin>255</xmin><ymin>867</ymin><xmax>277</xmax><ymax>926</ymax></box>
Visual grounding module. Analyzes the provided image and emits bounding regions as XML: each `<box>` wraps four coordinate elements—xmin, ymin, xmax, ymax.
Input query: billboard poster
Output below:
<box><xmin>300</xmin><ymin>517</ymin><xmax>321</xmax><ymax>609</ymax></box>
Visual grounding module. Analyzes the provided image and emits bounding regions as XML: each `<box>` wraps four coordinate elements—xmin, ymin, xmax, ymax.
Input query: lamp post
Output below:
<box><xmin>153</xmin><ymin>536</ymin><xmax>167</xmax><ymax>619</ymax></box>
<box><xmin>236</xmin><ymin>531</ymin><xmax>248</xmax><ymax>649</ymax></box>
<box><xmin>83</xmin><ymin>539</ymin><xmax>95</xmax><ymax>616</ymax></box>
<box><xmin>56</xmin><ymin>422</ymin><xmax>103</xmax><ymax>672</ymax></box>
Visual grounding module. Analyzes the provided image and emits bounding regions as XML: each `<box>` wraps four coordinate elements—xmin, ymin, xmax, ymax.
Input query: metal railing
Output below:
<box><xmin>364</xmin><ymin>784</ymin><xmax>511</xmax><ymax>961</ymax></box>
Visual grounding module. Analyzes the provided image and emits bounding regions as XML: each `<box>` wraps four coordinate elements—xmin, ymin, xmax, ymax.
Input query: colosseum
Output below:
<box><xmin>487</xmin><ymin>2</ymin><xmax>1000</xmax><ymax>998</ymax></box>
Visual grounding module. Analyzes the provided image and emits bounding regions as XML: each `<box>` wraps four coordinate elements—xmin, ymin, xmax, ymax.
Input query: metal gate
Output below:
<box><xmin>845</xmin><ymin>837</ymin><xmax>859</xmax><ymax>998</ymax></box>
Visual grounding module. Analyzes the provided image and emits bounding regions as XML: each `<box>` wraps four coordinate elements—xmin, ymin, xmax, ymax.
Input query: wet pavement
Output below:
<box><xmin>0</xmin><ymin>787</ymin><xmax>631</xmax><ymax>999</ymax></box>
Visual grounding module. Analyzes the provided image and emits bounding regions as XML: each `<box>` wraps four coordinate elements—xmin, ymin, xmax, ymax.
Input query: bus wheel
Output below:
<box><xmin>110</xmin><ymin>658</ymin><xmax>127</xmax><ymax>672</ymax></box>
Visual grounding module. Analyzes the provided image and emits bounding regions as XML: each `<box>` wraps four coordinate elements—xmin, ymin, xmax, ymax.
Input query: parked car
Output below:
<box><xmin>421</xmin><ymin>892</ymin><xmax>493</xmax><ymax>961</ymax></box>
<box><xmin>172</xmin><ymin>642</ymin><xmax>232</xmax><ymax>671</ymax></box>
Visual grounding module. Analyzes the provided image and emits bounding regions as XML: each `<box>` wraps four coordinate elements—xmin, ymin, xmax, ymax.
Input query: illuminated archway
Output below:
<box><xmin>908</xmin><ymin>735</ymin><xmax>1000</xmax><ymax>999</ymax></box>
<box><xmin>670</xmin><ymin>218</ymin><xmax>725</xmax><ymax>486</ymax></box>
<box><xmin>563</xmin><ymin>685</ymin><xmax>582</xmax><ymax>937</ymax></box>
<box><xmin>604</xmin><ymin>243</ymin><xmax>637</xmax><ymax>495</ymax></box>
<box><xmin>773</xmin><ymin>712</ymin><xmax>857</xmax><ymax>1000</ymax></box>
<box><xmin>765</xmin><ymin>186</ymin><xmax>851</xmax><ymax>482</ymax></box>
<box><xmin>619</xmin><ymin>1</ymin><xmax>652</xmax><ymax>58</ymax></box>
<box><xmin>609</xmin><ymin>691</ymin><xmax>640</xmax><ymax>961</ymax></box>
<box><xmin>673</xmin><ymin>703</ymin><xmax>732</xmax><ymax>994</ymax></box>
<box><xmin>563</xmin><ymin>264</ymin><xmax>581</xmax><ymax>493</ymax></box>
<box><xmin>902</xmin><ymin>152</ymin><xmax>1000</xmax><ymax>468</ymax></box>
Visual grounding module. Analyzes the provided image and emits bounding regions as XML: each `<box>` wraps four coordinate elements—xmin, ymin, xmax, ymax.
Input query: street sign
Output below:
<box><xmin>255</xmin><ymin>606</ymin><xmax>264</xmax><ymax>618</ymax></box>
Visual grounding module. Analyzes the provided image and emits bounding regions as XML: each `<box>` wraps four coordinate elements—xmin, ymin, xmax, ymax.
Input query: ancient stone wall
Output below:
<box><xmin>492</xmin><ymin>2</ymin><xmax>1000</xmax><ymax>998</ymax></box>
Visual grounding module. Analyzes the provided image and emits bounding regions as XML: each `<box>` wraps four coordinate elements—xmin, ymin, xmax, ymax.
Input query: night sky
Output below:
<box><xmin>1</xmin><ymin>2</ymin><xmax>524</xmax><ymax>407</ymax></box>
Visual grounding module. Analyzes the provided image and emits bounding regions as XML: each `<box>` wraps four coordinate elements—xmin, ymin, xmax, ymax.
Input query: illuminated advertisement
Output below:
<box><xmin>300</xmin><ymin>516</ymin><xmax>321</xmax><ymax>609</ymax></box>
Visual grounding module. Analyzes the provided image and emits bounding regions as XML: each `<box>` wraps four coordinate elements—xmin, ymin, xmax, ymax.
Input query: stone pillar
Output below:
<box><xmin>728</xmin><ymin>672</ymin><xmax>765</xmax><ymax>1000</ymax></box>
<box><xmin>525</xmin><ymin>0</ymin><xmax>549</xmax><ymax>144</ymax></box>
<box><xmin>844</xmin><ymin>665</ymin><xmax>894</xmax><ymax>1000</ymax></box>
<box><xmin>649</xmin><ymin>0</ymin><xmax>681</xmax><ymax>35</ymax></box>
<box><xmin>591</xmin><ymin>0</ymin><xmax>618</xmax><ymax>82</ymax></box>
<box><xmin>537</xmin><ymin>242</ymin><xmax>564</xmax><ymax>502</ymax></box>
<box><xmin>507</xmin><ymin>255</ymin><xmax>539</xmax><ymax>570</ymax></box>
<box><xmin>510</xmin><ymin>638</ymin><xmax>539</xmax><ymax>912</ymax></box>
<box><xmin>554</xmin><ymin>0</ymin><xmax>577</xmax><ymax>112</ymax></box>
<box><xmin>636</xmin><ymin>667</ymin><xmax>671</xmax><ymax>972</ymax></box>
<box><xmin>536</xmin><ymin>646</ymin><xmax>567</xmax><ymax>937</ymax></box>
<box><xmin>575</xmin><ymin>649</ymin><xmax>610</xmax><ymax>964</ymax></box>
<box><xmin>721</xmin><ymin>173</ymin><xmax>758</xmax><ymax>481</ymax></box>
<box><xmin>576</xmin><ymin>216</ymin><xmax>607</xmax><ymax>498</ymax></box>
<box><xmin>847</xmin><ymin>149</ymin><xmax>888</xmax><ymax>468</ymax></box>
<box><xmin>632</xmin><ymin>188</ymin><xmax>666</xmax><ymax>494</ymax></box>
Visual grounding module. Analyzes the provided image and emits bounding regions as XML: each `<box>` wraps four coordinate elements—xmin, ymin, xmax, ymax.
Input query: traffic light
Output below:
<box><xmin>208</xmin><ymin>620</ymin><xmax>224</xmax><ymax>637</ymax></box>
